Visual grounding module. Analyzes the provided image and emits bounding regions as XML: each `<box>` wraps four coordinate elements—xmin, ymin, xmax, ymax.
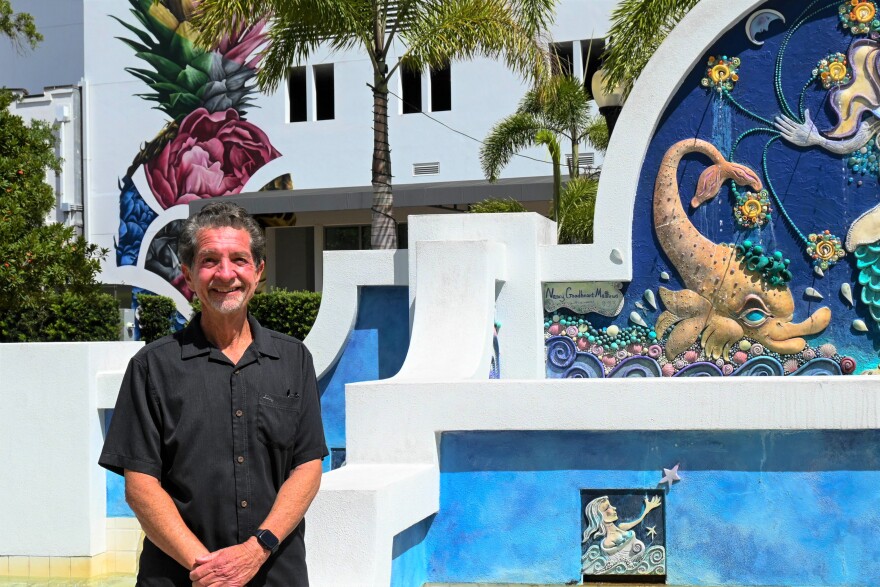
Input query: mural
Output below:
<box><xmin>546</xmin><ymin>0</ymin><xmax>880</xmax><ymax>377</ymax></box>
<box><xmin>581</xmin><ymin>490</ymin><xmax>665</xmax><ymax>578</ymax></box>
<box><xmin>111</xmin><ymin>0</ymin><xmax>286</xmax><ymax>300</ymax></box>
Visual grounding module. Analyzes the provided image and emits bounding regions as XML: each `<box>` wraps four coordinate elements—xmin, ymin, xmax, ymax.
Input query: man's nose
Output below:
<box><xmin>215</xmin><ymin>258</ymin><xmax>237</xmax><ymax>280</ymax></box>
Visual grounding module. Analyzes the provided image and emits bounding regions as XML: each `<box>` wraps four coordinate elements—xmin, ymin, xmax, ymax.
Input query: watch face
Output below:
<box><xmin>257</xmin><ymin>529</ymin><xmax>279</xmax><ymax>552</ymax></box>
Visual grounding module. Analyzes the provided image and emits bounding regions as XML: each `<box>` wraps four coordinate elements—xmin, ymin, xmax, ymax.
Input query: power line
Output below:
<box><xmin>382</xmin><ymin>86</ymin><xmax>566</xmax><ymax>170</ymax></box>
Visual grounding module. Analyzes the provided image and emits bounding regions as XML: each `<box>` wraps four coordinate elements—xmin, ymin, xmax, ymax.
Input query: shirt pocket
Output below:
<box><xmin>257</xmin><ymin>389</ymin><xmax>301</xmax><ymax>448</ymax></box>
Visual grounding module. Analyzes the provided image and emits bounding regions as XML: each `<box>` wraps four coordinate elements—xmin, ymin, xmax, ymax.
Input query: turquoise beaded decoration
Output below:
<box><xmin>838</xmin><ymin>1</ymin><xmax>880</xmax><ymax>35</ymax></box>
<box><xmin>734</xmin><ymin>240</ymin><xmax>793</xmax><ymax>286</ymax></box>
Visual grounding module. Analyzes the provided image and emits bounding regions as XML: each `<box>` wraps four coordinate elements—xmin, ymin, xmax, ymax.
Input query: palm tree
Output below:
<box><xmin>193</xmin><ymin>0</ymin><xmax>555</xmax><ymax>249</ymax></box>
<box><xmin>480</xmin><ymin>74</ymin><xmax>606</xmax><ymax>221</ymax></box>
<box><xmin>600</xmin><ymin>0</ymin><xmax>700</xmax><ymax>100</ymax></box>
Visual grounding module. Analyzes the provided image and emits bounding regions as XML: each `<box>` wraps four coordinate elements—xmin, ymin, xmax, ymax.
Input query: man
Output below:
<box><xmin>100</xmin><ymin>201</ymin><xmax>327</xmax><ymax>586</ymax></box>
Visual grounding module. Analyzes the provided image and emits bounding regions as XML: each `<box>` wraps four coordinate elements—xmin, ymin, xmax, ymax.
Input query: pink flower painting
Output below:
<box><xmin>145</xmin><ymin>108</ymin><xmax>280</xmax><ymax>209</ymax></box>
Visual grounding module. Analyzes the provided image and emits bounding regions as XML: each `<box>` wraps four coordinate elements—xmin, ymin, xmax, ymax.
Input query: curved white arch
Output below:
<box><xmin>594</xmin><ymin>0</ymin><xmax>766</xmax><ymax>270</ymax></box>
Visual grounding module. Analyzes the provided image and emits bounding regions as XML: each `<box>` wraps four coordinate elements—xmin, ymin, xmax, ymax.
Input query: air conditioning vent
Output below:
<box><xmin>413</xmin><ymin>162</ymin><xmax>439</xmax><ymax>176</ymax></box>
<box><xmin>566</xmin><ymin>152</ymin><xmax>595</xmax><ymax>171</ymax></box>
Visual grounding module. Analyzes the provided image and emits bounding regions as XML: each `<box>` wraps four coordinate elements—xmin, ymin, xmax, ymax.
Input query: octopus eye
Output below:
<box><xmin>740</xmin><ymin>308</ymin><xmax>770</xmax><ymax>327</ymax></box>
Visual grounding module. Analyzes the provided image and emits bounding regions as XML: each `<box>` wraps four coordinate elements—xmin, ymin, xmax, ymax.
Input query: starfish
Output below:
<box><xmin>660</xmin><ymin>463</ymin><xmax>681</xmax><ymax>487</ymax></box>
<box><xmin>646</xmin><ymin>525</ymin><xmax>657</xmax><ymax>539</ymax></box>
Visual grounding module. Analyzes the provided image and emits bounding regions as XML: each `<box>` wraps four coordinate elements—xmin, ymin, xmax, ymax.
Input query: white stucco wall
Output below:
<box><xmin>0</xmin><ymin>342</ymin><xmax>140</xmax><ymax>556</ymax></box>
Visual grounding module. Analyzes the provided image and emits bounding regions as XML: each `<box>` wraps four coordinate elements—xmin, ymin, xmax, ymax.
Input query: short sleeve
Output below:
<box><xmin>290</xmin><ymin>349</ymin><xmax>329</xmax><ymax>469</ymax></box>
<box><xmin>98</xmin><ymin>356</ymin><xmax>163</xmax><ymax>479</ymax></box>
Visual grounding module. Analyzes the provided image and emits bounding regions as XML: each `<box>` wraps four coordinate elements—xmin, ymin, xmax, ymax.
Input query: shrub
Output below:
<box><xmin>136</xmin><ymin>293</ymin><xmax>177</xmax><ymax>343</ymax></box>
<box><xmin>469</xmin><ymin>197</ymin><xmax>527</xmax><ymax>213</ymax></box>
<box><xmin>249</xmin><ymin>290</ymin><xmax>322</xmax><ymax>341</ymax></box>
<box><xmin>43</xmin><ymin>292</ymin><xmax>120</xmax><ymax>341</ymax></box>
<box><xmin>0</xmin><ymin>291</ymin><xmax>120</xmax><ymax>342</ymax></box>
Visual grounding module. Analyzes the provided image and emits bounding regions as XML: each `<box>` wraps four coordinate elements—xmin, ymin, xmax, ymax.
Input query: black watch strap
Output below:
<box><xmin>255</xmin><ymin>529</ymin><xmax>280</xmax><ymax>553</ymax></box>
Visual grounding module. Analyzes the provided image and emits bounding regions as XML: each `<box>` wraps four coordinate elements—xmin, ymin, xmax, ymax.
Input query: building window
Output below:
<box><xmin>288</xmin><ymin>66</ymin><xmax>307</xmax><ymax>122</ymax></box>
<box><xmin>324</xmin><ymin>224</ymin><xmax>408</xmax><ymax>250</ymax></box>
<box><xmin>401</xmin><ymin>63</ymin><xmax>422</xmax><ymax>113</ymax></box>
<box><xmin>550</xmin><ymin>42</ymin><xmax>574</xmax><ymax>78</ymax></box>
<box><xmin>580</xmin><ymin>38</ymin><xmax>605</xmax><ymax>94</ymax></box>
<box><xmin>314</xmin><ymin>64</ymin><xmax>335</xmax><ymax>120</ymax></box>
<box><xmin>430</xmin><ymin>62</ymin><xmax>451</xmax><ymax>111</ymax></box>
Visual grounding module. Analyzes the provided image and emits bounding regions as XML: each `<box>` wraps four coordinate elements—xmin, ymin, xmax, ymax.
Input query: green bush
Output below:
<box><xmin>0</xmin><ymin>291</ymin><xmax>120</xmax><ymax>342</ymax></box>
<box><xmin>469</xmin><ymin>197</ymin><xmax>527</xmax><ymax>213</ymax></box>
<box><xmin>137</xmin><ymin>293</ymin><xmax>177</xmax><ymax>343</ymax></box>
<box><xmin>44</xmin><ymin>292</ymin><xmax>120</xmax><ymax>341</ymax></box>
<box><xmin>249</xmin><ymin>290</ymin><xmax>322</xmax><ymax>341</ymax></box>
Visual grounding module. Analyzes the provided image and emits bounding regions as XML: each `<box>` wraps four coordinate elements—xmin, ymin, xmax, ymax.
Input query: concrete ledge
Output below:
<box><xmin>307</xmin><ymin>464</ymin><xmax>439</xmax><ymax>587</ymax></box>
<box><xmin>346</xmin><ymin>377</ymin><xmax>880</xmax><ymax>465</ymax></box>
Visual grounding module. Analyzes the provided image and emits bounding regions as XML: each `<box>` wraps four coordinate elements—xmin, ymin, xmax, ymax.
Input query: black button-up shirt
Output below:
<box><xmin>99</xmin><ymin>314</ymin><xmax>328</xmax><ymax>586</ymax></box>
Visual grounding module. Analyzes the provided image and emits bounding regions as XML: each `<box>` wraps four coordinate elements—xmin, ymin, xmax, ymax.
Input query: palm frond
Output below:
<box><xmin>480</xmin><ymin>111</ymin><xmax>544</xmax><ymax>181</ymax></box>
<box><xmin>602</xmin><ymin>0</ymin><xmax>700</xmax><ymax>99</ymax></box>
<box><xmin>398</xmin><ymin>0</ymin><xmax>550</xmax><ymax>85</ymax></box>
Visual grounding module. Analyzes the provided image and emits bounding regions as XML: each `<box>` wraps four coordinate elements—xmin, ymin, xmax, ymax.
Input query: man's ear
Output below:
<box><xmin>255</xmin><ymin>260</ymin><xmax>265</xmax><ymax>277</ymax></box>
<box><xmin>181</xmin><ymin>264</ymin><xmax>193</xmax><ymax>289</ymax></box>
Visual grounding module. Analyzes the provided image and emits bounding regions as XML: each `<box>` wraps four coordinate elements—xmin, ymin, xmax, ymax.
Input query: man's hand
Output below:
<box><xmin>189</xmin><ymin>538</ymin><xmax>269</xmax><ymax>586</ymax></box>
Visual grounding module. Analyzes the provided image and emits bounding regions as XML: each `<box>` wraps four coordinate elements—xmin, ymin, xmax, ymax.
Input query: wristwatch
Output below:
<box><xmin>254</xmin><ymin>529</ymin><xmax>280</xmax><ymax>553</ymax></box>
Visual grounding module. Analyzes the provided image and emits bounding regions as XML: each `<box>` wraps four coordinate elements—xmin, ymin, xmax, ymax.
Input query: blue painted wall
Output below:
<box><xmin>318</xmin><ymin>286</ymin><xmax>410</xmax><ymax>471</ymax></box>
<box><xmin>422</xmin><ymin>430</ymin><xmax>880</xmax><ymax>585</ymax></box>
<box><xmin>390</xmin><ymin>515</ymin><xmax>434</xmax><ymax>587</ymax></box>
<box><xmin>103</xmin><ymin>409</ymin><xmax>135</xmax><ymax>517</ymax></box>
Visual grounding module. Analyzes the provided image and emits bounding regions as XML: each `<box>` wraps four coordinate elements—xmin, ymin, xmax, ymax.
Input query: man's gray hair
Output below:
<box><xmin>178</xmin><ymin>201</ymin><xmax>266</xmax><ymax>267</ymax></box>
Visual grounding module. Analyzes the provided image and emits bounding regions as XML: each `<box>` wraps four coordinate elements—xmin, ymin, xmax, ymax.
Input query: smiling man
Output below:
<box><xmin>100</xmin><ymin>202</ymin><xmax>327</xmax><ymax>586</ymax></box>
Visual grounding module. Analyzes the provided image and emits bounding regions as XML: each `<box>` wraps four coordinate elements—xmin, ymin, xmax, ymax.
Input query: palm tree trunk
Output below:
<box><xmin>371</xmin><ymin>68</ymin><xmax>397</xmax><ymax>249</ymax></box>
<box><xmin>570</xmin><ymin>132</ymin><xmax>579</xmax><ymax>179</ymax></box>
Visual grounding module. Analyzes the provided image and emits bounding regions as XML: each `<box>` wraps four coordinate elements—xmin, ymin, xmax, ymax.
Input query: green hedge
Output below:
<box><xmin>136</xmin><ymin>293</ymin><xmax>177</xmax><ymax>343</ymax></box>
<box><xmin>0</xmin><ymin>291</ymin><xmax>120</xmax><ymax>342</ymax></box>
<box><xmin>138</xmin><ymin>290</ymin><xmax>322</xmax><ymax>343</ymax></box>
<box><xmin>469</xmin><ymin>197</ymin><xmax>527</xmax><ymax>213</ymax></box>
<box><xmin>249</xmin><ymin>290</ymin><xmax>322</xmax><ymax>341</ymax></box>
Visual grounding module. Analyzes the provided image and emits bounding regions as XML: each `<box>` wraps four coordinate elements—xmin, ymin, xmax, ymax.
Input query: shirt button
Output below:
<box><xmin>234</xmin><ymin>370</ymin><xmax>241</xmax><ymax>375</ymax></box>
<box><xmin>240</xmin><ymin>500</ymin><xmax>248</xmax><ymax>508</ymax></box>
<box><xmin>237</xmin><ymin>456</ymin><xmax>245</xmax><ymax>464</ymax></box>
<box><xmin>235</xmin><ymin>410</ymin><xmax>243</xmax><ymax>417</ymax></box>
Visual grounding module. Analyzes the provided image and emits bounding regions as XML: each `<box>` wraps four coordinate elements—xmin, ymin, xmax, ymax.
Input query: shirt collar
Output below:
<box><xmin>180</xmin><ymin>312</ymin><xmax>280</xmax><ymax>360</ymax></box>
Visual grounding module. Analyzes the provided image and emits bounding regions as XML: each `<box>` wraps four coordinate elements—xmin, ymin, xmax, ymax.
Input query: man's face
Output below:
<box><xmin>182</xmin><ymin>226</ymin><xmax>264</xmax><ymax>316</ymax></box>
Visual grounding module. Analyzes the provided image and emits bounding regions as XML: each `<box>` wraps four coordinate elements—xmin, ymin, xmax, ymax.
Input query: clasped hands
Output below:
<box><xmin>189</xmin><ymin>538</ymin><xmax>269</xmax><ymax>587</ymax></box>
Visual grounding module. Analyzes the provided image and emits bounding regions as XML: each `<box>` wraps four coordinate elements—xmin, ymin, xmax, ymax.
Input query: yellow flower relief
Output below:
<box><xmin>710</xmin><ymin>64</ymin><xmax>731</xmax><ymax>83</ymax></box>
<box><xmin>851</xmin><ymin>2</ymin><xmax>876</xmax><ymax>22</ymax></box>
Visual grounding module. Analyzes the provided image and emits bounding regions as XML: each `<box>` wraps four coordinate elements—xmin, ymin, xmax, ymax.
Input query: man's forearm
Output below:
<box><xmin>259</xmin><ymin>459</ymin><xmax>323</xmax><ymax>543</ymax></box>
<box><xmin>124</xmin><ymin>470</ymin><xmax>209</xmax><ymax>570</ymax></box>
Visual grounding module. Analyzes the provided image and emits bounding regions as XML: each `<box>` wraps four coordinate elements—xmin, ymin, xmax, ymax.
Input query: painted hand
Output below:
<box><xmin>189</xmin><ymin>539</ymin><xmax>269</xmax><ymax>586</ymax></box>
<box><xmin>644</xmin><ymin>495</ymin><xmax>662</xmax><ymax>512</ymax></box>
<box><xmin>774</xmin><ymin>109</ymin><xmax>821</xmax><ymax>148</ymax></box>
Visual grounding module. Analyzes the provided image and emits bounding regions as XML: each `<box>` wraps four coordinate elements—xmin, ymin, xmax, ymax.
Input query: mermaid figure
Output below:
<box><xmin>774</xmin><ymin>37</ymin><xmax>880</xmax><ymax>325</ymax></box>
<box><xmin>582</xmin><ymin>495</ymin><xmax>663</xmax><ymax>575</ymax></box>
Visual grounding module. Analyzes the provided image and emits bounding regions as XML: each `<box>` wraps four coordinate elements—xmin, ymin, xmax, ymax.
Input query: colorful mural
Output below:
<box><xmin>546</xmin><ymin>0</ymin><xmax>880</xmax><ymax>377</ymax></box>
<box><xmin>111</xmin><ymin>0</ymin><xmax>285</xmax><ymax>300</ymax></box>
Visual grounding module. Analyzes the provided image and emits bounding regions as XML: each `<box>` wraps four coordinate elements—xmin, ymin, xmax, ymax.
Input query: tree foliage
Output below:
<box><xmin>0</xmin><ymin>0</ymin><xmax>42</xmax><ymax>51</ymax></box>
<box><xmin>481</xmin><ymin>75</ymin><xmax>606</xmax><ymax>184</ymax></box>
<box><xmin>0</xmin><ymin>91</ymin><xmax>117</xmax><ymax>341</ymax></box>
<box><xmin>469</xmin><ymin>197</ymin><xmax>527</xmax><ymax>213</ymax></box>
<box><xmin>552</xmin><ymin>175</ymin><xmax>597</xmax><ymax>245</ymax></box>
<box><xmin>601</xmin><ymin>0</ymin><xmax>700</xmax><ymax>100</ymax></box>
<box><xmin>192</xmin><ymin>0</ymin><xmax>556</xmax><ymax>249</ymax></box>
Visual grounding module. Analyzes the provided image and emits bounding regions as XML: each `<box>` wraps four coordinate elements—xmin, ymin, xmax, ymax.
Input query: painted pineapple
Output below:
<box><xmin>112</xmin><ymin>0</ymin><xmax>263</xmax><ymax>123</ymax></box>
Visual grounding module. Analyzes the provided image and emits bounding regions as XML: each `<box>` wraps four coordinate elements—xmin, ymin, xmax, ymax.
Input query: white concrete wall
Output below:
<box><xmin>0</xmin><ymin>342</ymin><xmax>141</xmax><ymax>556</ymax></box>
